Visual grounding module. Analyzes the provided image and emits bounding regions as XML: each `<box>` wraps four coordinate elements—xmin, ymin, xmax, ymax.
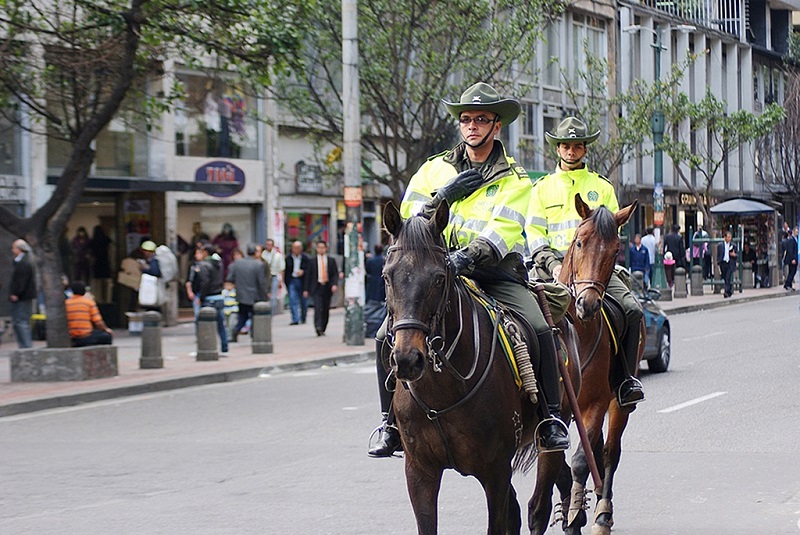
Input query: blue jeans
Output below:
<box><xmin>287</xmin><ymin>277</ymin><xmax>307</xmax><ymax>324</ymax></box>
<box><xmin>201</xmin><ymin>296</ymin><xmax>228</xmax><ymax>353</ymax></box>
<box><xmin>11</xmin><ymin>299</ymin><xmax>33</xmax><ymax>348</ymax></box>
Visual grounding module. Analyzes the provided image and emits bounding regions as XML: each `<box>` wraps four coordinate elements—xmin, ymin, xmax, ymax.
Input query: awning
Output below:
<box><xmin>709</xmin><ymin>198</ymin><xmax>775</xmax><ymax>215</ymax></box>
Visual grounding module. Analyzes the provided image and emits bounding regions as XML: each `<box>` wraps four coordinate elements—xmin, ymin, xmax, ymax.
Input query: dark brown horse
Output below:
<box><xmin>382</xmin><ymin>200</ymin><xmax>578</xmax><ymax>535</ymax></box>
<box><xmin>548</xmin><ymin>194</ymin><xmax>643</xmax><ymax>535</ymax></box>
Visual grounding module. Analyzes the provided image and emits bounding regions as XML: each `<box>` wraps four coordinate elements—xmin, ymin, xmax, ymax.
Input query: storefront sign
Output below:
<box><xmin>194</xmin><ymin>161</ymin><xmax>245</xmax><ymax>198</ymax></box>
<box><xmin>296</xmin><ymin>161</ymin><xmax>322</xmax><ymax>194</ymax></box>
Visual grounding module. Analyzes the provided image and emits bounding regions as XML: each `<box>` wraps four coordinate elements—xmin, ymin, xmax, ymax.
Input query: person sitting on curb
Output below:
<box><xmin>66</xmin><ymin>281</ymin><xmax>113</xmax><ymax>347</ymax></box>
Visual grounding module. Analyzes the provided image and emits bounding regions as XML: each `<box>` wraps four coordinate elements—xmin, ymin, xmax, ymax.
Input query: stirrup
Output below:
<box><xmin>617</xmin><ymin>376</ymin><xmax>645</xmax><ymax>407</ymax></box>
<box><xmin>535</xmin><ymin>416</ymin><xmax>570</xmax><ymax>453</ymax></box>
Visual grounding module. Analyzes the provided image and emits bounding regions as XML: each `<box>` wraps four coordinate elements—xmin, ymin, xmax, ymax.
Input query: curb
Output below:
<box><xmin>662</xmin><ymin>289</ymin><xmax>796</xmax><ymax>315</ymax></box>
<box><xmin>0</xmin><ymin>350</ymin><xmax>373</xmax><ymax>418</ymax></box>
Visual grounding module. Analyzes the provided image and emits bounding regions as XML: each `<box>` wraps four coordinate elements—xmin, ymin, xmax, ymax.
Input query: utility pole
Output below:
<box><xmin>342</xmin><ymin>0</ymin><xmax>364</xmax><ymax>345</ymax></box>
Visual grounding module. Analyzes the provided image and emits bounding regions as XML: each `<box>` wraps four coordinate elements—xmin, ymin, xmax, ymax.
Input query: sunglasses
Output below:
<box><xmin>458</xmin><ymin>115</ymin><xmax>497</xmax><ymax>126</ymax></box>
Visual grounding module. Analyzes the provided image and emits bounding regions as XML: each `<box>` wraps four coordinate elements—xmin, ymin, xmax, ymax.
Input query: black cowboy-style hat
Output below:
<box><xmin>442</xmin><ymin>82</ymin><xmax>521</xmax><ymax>126</ymax></box>
<box><xmin>545</xmin><ymin>117</ymin><xmax>601</xmax><ymax>146</ymax></box>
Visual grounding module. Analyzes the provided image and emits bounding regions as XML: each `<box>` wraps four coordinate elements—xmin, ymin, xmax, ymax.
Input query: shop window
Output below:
<box><xmin>175</xmin><ymin>74</ymin><xmax>258</xmax><ymax>160</ymax></box>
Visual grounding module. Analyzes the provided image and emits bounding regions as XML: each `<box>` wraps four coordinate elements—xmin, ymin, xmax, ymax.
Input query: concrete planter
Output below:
<box><xmin>11</xmin><ymin>345</ymin><xmax>118</xmax><ymax>382</ymax></box>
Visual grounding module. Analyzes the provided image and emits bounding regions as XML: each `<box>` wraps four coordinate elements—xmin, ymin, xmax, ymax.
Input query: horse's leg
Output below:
<box><xmin>479</xmin><ymin>463</ymin><xmax>518</xmax><ymax>535</ymax></box>
<box><xmin>405</xmin><ymin>460</ymin><xmax>443</xmax><ymax>535</ymax></box>
<box><xmin>564</xmin><ymin>403</ymin><xmax>607</xmax><ymax>535</ymax></box>
<box><xmin>554</xmin><ymin>457</ymin><xmax>573</xmax><ymax>532</ymax></box>
<box><xmin>526</xmin><ymin>450</ymin><xmax>564</xmax><ymax>534</ymax></box>
<box><xmin>590</xmin><ymin>402</ymin><xmax>631</xmax><ymax>535</ymax></box>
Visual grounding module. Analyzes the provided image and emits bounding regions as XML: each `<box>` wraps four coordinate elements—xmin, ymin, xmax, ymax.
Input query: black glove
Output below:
<box><xmin>448</xmin><ymin>249</ymin><xmax>473</xmax><ymax>276</ymax></box>
<box><xmin>426</xmin><ymin>168</ymin><xmax>484</xmax><ymax>208</ymax></box>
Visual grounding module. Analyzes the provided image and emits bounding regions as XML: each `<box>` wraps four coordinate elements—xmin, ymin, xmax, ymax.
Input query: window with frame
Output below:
<box><xmin>543</xmin><ymin>22</ymin><xmax>561</xmax><ymax>87</ymax></box>
<box><xmin>0</xmin><ymin>108</ymin><xmax>22</xmax><ymax>176</ymax></box>
<box><xmin>175</xmin><ymin>74</ymin><xmax>259</xmax><ymax>160</ymax></box>
<box><xmin>518</xmin><ymin>101</ymin><xmax>539</xmax><ymax>170</ymax></box>
<box><xmin>571</xmin><ymin>14</ymin><xmax>607</xmax><ymax>92</ymax></box>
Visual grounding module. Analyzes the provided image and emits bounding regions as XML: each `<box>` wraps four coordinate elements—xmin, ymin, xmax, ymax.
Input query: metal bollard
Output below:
<box><xmin>140</xmin><ymin>311</ymin><xmax>164</xmax><ymax>369</ymax></box>
<box><xmin>196</xmin><ymin>306</ymin><xmax>219</xmax><ymax>361</ymax></box>
<box><xmin>691</xmin><ymin>265</ymin><xmax>704</xmax><ymax>296</ymax></box>
<box><xmin>252</xmin><ymin>301</ymin><xmax>273</xmax><ymax>354</ymax></box>
<box><xmin>674</xmin><ymin>267</ymin><xmax>688</xmax><ymax>298</ymax></box>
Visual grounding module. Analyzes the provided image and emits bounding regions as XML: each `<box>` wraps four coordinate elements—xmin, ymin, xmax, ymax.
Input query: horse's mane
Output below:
<box><xmin>588</xmin><ymin>206</ymin><xmax>618</xmax><ymax>241</ymax></box>
<box><xmin>388</xmin><ymin>215</ymin><xmax>447</xmax><ymax>263</ymax></box>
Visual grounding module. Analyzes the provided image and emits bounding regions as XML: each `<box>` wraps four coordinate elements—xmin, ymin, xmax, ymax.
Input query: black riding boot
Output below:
<box><xmin>536</xmin><ymin>331</ymin><xmax>570</xmax><ymax>452</ymax></box>
<box><xmin>617</xmin><ymin>327</ymin><xmax>645</xmax><ymax>408</ymax></box>
<box><xmin>368</xmin><ymin>339</ymin><xmax>402</xmax><ymax>457</ymax></box>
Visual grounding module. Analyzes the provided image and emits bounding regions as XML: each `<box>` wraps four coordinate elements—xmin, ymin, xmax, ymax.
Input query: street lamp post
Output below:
<box><xmin>650</xmin><ymin>26</ymin><xmax>670</xmax><ymax>299</ymax></box>
<box><xmin>623</xmin><ymin>23</ymin><xmax>694</xmax><ymax>299</ymax></box>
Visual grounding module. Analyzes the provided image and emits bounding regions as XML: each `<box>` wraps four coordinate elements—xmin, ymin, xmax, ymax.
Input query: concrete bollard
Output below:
<box><xmin>252</xmin><ymin>301</ymin><xmax>273</xmax><ymax>354</ymax></box>
<box><xmin>742</xmin><ymin>264</ymin><xmax>754</xmax><ymax>289</ymax></box>
<box><xmin>140</xmin><ymin>311</ymin><xmax>164</xmax><ymax>369</ymax></box>
<box><xmin>674</xmin><ymin>267</ymin><xmax>688</xmax><ymax>298</ymax></box>
<box><xmin>691</xmin><ymin>265</ymin><xmax>704</xmax><ymax>296</ymax></box>
<box><xmin>196</xmin><ymin>306</ymin><xmax>219</xmax><ymax>361</ymax></box>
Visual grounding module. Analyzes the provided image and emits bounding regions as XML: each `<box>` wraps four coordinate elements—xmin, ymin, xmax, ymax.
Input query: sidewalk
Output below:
<box><xmin>1</xmin><ymin>285</ymin><xmax>796</xmax><ymax>417</ymax></box>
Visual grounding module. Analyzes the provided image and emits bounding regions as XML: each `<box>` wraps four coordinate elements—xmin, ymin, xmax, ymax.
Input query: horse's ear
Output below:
<box><xmin>574</xmin><ymin>193</ymin><xmax>592</xmax><ymax>219</ymax></box>
<box><xmin>430</xmin><ymin>200</ymin><xmax>450</xmax><ymax>236</ymax></box>
<box><xmin>383</xmin><ymin>201</ymin><xmax>403</xmax><ymax>238</ymax></box>
<box><xmin>615</xmin><ymin>200</ymin><xmax>639</xmax><ymax>227</ymax></box>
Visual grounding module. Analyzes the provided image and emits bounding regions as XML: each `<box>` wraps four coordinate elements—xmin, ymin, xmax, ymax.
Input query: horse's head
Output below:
<box><xmin>382</xmin><ymin>200</ymin><xmax>451</xmax><ymax>382</ymax></box>
<box><xmin>561</xmin><ymin>194</ymin><xmax>637</xmax><ymax>320</ymax></box>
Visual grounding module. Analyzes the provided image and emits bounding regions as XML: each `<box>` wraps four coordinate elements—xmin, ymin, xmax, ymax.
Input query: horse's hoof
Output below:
<box><xmin>590</xmin><ymin>525</ymin><xmax>611</xmax><ymax>535</ymax></box>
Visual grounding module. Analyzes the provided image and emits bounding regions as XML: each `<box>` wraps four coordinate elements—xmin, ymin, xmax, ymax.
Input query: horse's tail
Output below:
<box><xmin>512</xmin><ymin>442</ymin><xmax>538</xmax><ymax>474</ymax></box>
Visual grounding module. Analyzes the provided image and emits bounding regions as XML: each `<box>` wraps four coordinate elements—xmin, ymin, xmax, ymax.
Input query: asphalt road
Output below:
<box><xmin>1</xmin><ymin>298</ymin><xmax>799</xmax><ymax>534</ymax></box>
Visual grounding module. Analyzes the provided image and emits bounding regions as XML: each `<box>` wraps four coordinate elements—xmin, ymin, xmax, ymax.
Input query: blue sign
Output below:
<box><xmin>194</xmin><ymin>160</ymin><xmax>245</xmax><ymax>198</ymax></box>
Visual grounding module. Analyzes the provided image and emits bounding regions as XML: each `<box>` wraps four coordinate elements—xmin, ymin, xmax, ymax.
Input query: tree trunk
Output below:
<box><xmin>30</xmin><ymin>229</ymin><xmax>71</xmax><ymax>348</ymax></box>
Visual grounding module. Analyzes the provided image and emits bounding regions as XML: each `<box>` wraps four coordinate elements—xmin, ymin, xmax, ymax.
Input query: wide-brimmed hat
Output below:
<box><xmin>141</xmin><ymin>240</ymin><xmax>156</xmax><ymax>252</ymax></box>
<box><xmin>545</xmin><ymin>117</ymin><xmax>601</xmax><ymax>146</ymax></box>
<box><xmin>442</xmin><ymin>82</ymin><xmax>520</xmax><ymax>126</ymax></box>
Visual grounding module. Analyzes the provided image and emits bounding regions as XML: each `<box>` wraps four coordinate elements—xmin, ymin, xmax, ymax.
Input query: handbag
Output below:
<box><xmin>138</xmin><ymin>273</ymin><xmax>159</xmax><ymax>306</ymax></box>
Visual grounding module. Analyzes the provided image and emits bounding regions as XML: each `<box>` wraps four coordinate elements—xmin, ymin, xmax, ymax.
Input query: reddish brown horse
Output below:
<box><xmin>546</xmin><ymin>195</ymin><xmax>644</xmax><ymax>535</ymax></box>
<box><xmin>382</xmin><ymin>200</ymin><xmax>579</xmax><ymax>535</ymax></box>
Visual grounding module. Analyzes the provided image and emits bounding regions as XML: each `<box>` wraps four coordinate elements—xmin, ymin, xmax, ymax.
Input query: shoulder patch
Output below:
<box><xmin>513</xmin><ymin>165</ymin><xmax>528</xmax><ymax>179</ymax></box>
<box><xmin>598</xmin><ymin>174</ymin><xmax>613</xmax><ymax>185</ymax></box>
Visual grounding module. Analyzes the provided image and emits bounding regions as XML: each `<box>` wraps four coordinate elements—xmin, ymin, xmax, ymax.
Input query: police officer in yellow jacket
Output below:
<box><xmin>527</xmin><ymin>117</ymin><xmax>645</xmax><ymax>408</ymax></box>
<box><xmin>368</xmin><ymin>82</ymin><xmax>570</xmax><ymax>457</ymax></box>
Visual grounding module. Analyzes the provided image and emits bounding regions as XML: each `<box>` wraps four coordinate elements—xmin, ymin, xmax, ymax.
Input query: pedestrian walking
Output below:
<box><xmin>284</xmin><ymin>241</ymin><xmax>309</xmax><ymax>325</ymax></box>
<box><xmin>261</xmin><ymin>239</ymin><xmax>285</xmax><ymax>314</ymax></box>
<box><xmin>191</xmin><ymin>244</ymin><xmax>228</xmax><ymax>354</ymax></box>
<box><xmin>717</xmin><ymin>231</ymin><xmax>737</xmax><ymax>298</ymax></box>
<box><xmin>8</xmin><ymin>239</ymin><xmax>37</xmax><ymax>348</ymax></box>
<box><xmin>304</xmin><ymin>240</ymin><xmax>338</xmax><ymax>336</ymax></box>
<box><xmin>226</xmin><ymin>243</ymin><xmax>269</xmax><ymax>342</ymax></box>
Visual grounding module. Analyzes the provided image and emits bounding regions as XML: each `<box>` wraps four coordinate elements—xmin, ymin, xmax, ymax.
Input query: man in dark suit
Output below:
<box><xmin>226</xmin><ymin>243</ymin><xmax>269</xmax><ymax>342</ymax></box>
<box><xmin>284</xmin><ymin>241</ymin><xmax>310</xmax><ymax>325</ymax></box>
<box><xmin>781</xmin><ymin>228</ymin><xmax>798</xmax><ymax>290</ymax></box>
<box><xmin>8</xmin><ymin>239</ymin><xmax>37</xmax><ymax>348</ymax></box>
<box><xmin>717</xmin><ymin>231</ymin><xmax>737</xmax><ymax>298</ymax></box>
<box><xmin>303</xmin><ymin>240</ymin><xmax>339</xmax><ymax>336</ymax></box>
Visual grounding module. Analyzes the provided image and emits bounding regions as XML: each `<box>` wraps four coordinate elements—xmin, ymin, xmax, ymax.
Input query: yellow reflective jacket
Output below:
<box><xmin>527</xmin><ymin>165</ymin><xmax>618</xmax><ymax>275</ymax></box>
<box><xmin>401</xmin><ymin>141</ymin><xmax>530</xmax><ymax>272</ymax></box>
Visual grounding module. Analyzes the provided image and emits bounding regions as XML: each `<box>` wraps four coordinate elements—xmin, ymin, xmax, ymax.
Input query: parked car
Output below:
<box><xmin>630</xmin><ymin>274</ymin><xmax>671</xmax><ymax>373</ymax></box>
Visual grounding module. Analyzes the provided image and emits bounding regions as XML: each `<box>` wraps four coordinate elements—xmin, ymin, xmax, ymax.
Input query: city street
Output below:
<box><xmin>1</xmin><ymin>297</ymin><xmax>799</xmax><ymax>534</ymax></box>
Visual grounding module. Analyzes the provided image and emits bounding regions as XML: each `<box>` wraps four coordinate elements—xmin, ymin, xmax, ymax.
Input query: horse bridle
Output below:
<box><xmin>564</xmin><ymin>235</ymin><xmax>611</xmax><ymax>301</ymax></box>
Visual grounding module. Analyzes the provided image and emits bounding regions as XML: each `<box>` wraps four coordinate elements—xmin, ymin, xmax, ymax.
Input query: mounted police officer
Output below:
<box><xmin>527</xmin><ymin>117</ymin><xmax>645</xmax><ymax>408</ymax></box>
<box><xmin>368</xmin><ymin>82</ymin><xmax>570</xmax><ymax>457</ymax></box>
